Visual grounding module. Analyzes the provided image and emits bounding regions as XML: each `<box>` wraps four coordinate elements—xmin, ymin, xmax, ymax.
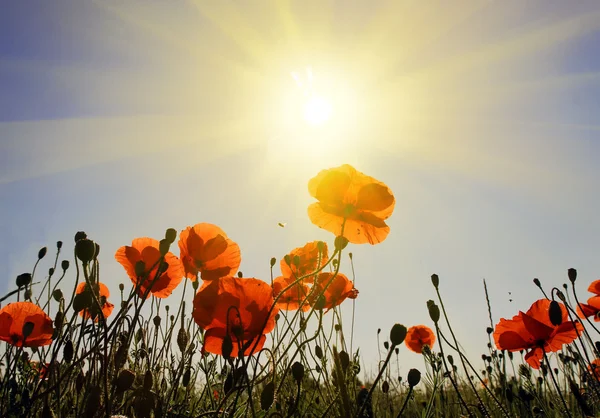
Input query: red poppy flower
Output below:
<box><xmin>493</xmin><ymin>299</ymin><xmax>582</xmax><ymax>369</ymax></box>
<box><xmin>577</xmin><ymin>296</ymin><xmax>600</xmax><ymax>321</ymax></box>
<box><xmin>280</xmin><ymin>241</ymin><xmax>329</xmax><ymax>281</ymax></box>
<box><xmin>75</xmin><ymin>281</ymin><xmax>114</xmax><ymax>321</ymax></box>
<box><xmin>0</xmin><ymin>302</ymin><xmax>54</xmax><ymax>347</ymax></box>
<box><xmin>178</xmin><ymin>223</ymin><xmax>241</xmax><ymax>281</ymax></box>
<box><xmin>588</xmin><ymin>280</ymin><xmax>600</xmax><ymax>295</ymax></box>
<box><xmin>310</xmin><ymin>272</ymin><xmax>358</xmax><ymax>311</ymax></box>
<box><xmin>115</xmin><ymin>237</ymin><xmax>184</xmax><ymax>299</ymax></box>
<box><xmin>589</xmin><ymin>358</ymin><xmax>600</xmax><ymax>379</ymax></box>
<box><xmin>307</xmin><ymin>164</ymin><xmax>395</xmax><ymax>245</ymax></box>
<box><xmin>272</xmin><ymin>276</ymin><xmax>310</xmax><ymax>312</ymax></box>
<box><xmin>29</xmin><ymin>361</ymin><xmax>51</xmax><ymax>379</ymax></box>
<box><xmin>405</xmin><ymin>325</ymin><xmax>436</xmax><ymax>353</ymax></box>
<box><xmin>192</xmin><ymin>276</ymin><xmax>278</xmax><ymax>357</ymax></box>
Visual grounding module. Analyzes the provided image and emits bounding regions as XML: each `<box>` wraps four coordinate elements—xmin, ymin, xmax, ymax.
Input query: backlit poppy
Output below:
<box><xmin>310</xmin><ymin>272</ymin><xmax>358</xmax><ymax>311</ymax></box>
<box><xmin>280</xmin><ymin>241</ymin><xmax>329</xmax><ymax>281</ymax></box>
<box><xmin>493</xmin><ymin>299</ymin><xmax>582</xmax><ymax>369</ymax></box>
<box><xmin>179</xmin><ymin>223</ymin><xmax>241</xmax><ymax>281</ymax></box>
<box><xmin>307</xmin><ymin>164</ymin><xmax>395</xmax><ymax>245</ymax></box>
<box><xmin>405</xmin><ymin>325</ymin><xmax>436</xmax><ymax>353</ymax></box>
<box><xmin>589</xmin><ymin>358</ymin><xmax>600</xmax><ymax>380</ymax></box>
<box><xmin>577</xmin><ymin>296</ymin><xmax>600</xmax><ymax>322</ymax></box>
<box><xmin>192</xmin><ymin>276</ymin><xmax>278</xmax><ymax>357</ymax></box>
<box><xmin>115</xmin><ymin>237</ymin><xmax>184</xmax><ymax>299</ymax></box>
<box><xmin>75</xmin><ymin>281</ymin><xmax>114</xmax><ymax>321</ymax></box>
<box><xmin>29</xmin><ymin>361</ymin><xmax>51</xmax><ymax>380</ymax></box>
<box><xmin>272</xmin><ymin>276</ymin><xmax>310</xmax><ymax>312</ymax></box>
<box><xmin>0</xmin><ymin>301</ymin><xmax>54</xmax><ymax>347</ymax></box>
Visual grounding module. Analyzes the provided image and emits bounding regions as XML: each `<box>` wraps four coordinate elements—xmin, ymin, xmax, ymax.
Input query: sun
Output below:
<box><xmin>303</xmin><ymin>95</ymin><xmax>332</xmax><ymax>126</ymax></box>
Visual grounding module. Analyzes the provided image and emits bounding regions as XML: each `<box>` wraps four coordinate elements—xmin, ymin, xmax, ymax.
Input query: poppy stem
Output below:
<box><xmin>396</xmin><ymin>386</ymin><xmax>413</xmax><ymax>418</ymax></box>
<box><xmin>542</xmin><ymin>348</ymin><xmax>573</xmax><ymax>417</ymax></box>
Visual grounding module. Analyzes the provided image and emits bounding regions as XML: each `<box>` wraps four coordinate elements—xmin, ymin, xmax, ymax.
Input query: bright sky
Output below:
<box><xmin>1</xmin><ymin>1</ymin><xmax>600</xmax><ymax>376</ymax></box>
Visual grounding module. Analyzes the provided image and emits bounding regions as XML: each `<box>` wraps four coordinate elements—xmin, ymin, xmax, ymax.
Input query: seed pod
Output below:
<box><xmin>143</xmin><ymin>370</ymin><xmax>153</xmax><ymax>391</ymax></box>
<box><xmin>270</xmin><ymin>257</ymin><xmax>276</xmax><ymax>268</ymax></box>
<box><xmin>221</xmin><ymin>334</ymin><xmax>233</xmax><ymax>360</ymax></box>
<box><xmin>382</xmin><ymin>380</ymin><xmax>390</xmax><ymax>393</ymax></box>
<box><xmin>61</xmin><ymin>260</ymin><xmax>69</xmax><ymax>271</ymax></box>
<box><xmin>182</xmin><ymin>367</ymin><xmax>191</xmax><ymax>387</ymax></box>
<box><xmin>427</xmin><ymin>300</ymin><xmax>440</xmax><ymax>323</ymax></box>
<box><xmin>261</xmin><ymin>382</ymin><xmax>275</xmax><ymax>410</ymax></box>
<box><xmin>568</xmin><ymin>268</ymin><xmax>577</xmax><ymax>283</ymax></box>
<box><xmin>549</xmin><ymin>301</ymin><xmax>563</xmax><ymax>326</ymax></box>
<box><xmin>74</xmin><ymin>231</ymin><xmax>87</xmax><ymax>242</ymax></box>
<box><xmin>165</xmin><ymin>228</ymin><xmax>177</xmax><ymax>244</ymax></box>
<box><xmin>159</xmin><ymin>239</ymin><xmax>170</xmax><ymax>256</ymax></box>
<box><xmin>291</xmin><ymin>362</ymin><xmax>304</xmax><ymax>383</ymax></box>
<box><xmin>63</xmin><ymin>340</ymin><xmax>74</xmax><ymax>363</ymax></box>
<box><xmin>52</xmin><ymin>289</ymin><xmax>63</xmax><ymax>302</ymax></box>
<box><xmin>390</xmin><ymin>324</ymin><xmax>407</xmax><ymax>346</ymax></box>
<box><xmin>407</xmin><ymin>368</ymin><xmax>421</xmax><ymax>388</ymax></box>
<box><xmin>315</xmin><ymin>345</ymin><xmax>323</xmax><ymax>359</ymax></box>
<box><xmin>153</xmin><ymin>316</ymin><xmax>161</xmax><ymax>328</ymax></box>
<box><xmin>16</xmin><ymin>273</ymin><xmax>32</xmax><ymax>288</ymax></box>
<box><xmin>75</xmin><ymin>239</ymin><xmax>96</xmax><ymax>263</ymax></box>
<box><xmin>431</xmin><ymin>274</ymin><xmax>439</xmax><ymax>289</ymax></box>
<box><xmin>54</xmin><ymin>311</ymin><xmax>64</xmax><ymax>328</ymax></box>
<box><xmin>56</xmin><ymin>241</ymin><xmax>63</xmax><ymax>250</ymax></box>
<box><xmin>115</xmin><ymin>369</ymin><xmax>135</xmax><ymax>392</ymax></box>
<box><xmin>177</xmin><ymin>328</ymin><xmax>189</xmax><ymax>352</ymax></box>
<box><xmin>73</xmin><ymin>290</ymin><xmax>92</xmax><ymax>313</ymax></box>
<box><xmin>38</xmin><ymin>247</ymin><xmax>47</xmax><ymax>260</ymax></box>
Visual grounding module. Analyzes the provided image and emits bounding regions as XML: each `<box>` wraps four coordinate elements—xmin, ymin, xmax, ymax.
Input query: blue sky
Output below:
<box><xmin>1</xmin><ymin>0</ymin><xmax>600</xmax><ymax>375</ymax></box>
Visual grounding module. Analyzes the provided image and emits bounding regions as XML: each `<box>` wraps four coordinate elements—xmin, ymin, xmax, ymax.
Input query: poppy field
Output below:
<box><xmin>1</xmin><ymin>164</ymin><xmax>600</xmax><ymax>417</ymax></box>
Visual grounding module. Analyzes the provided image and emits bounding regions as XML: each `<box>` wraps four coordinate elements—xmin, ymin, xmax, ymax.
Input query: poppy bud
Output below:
<box><xmin>314</xmin><ymin>295</ymin><xmax>326</xmax><ymax>311</ymax></box>
<box><xmin>315</xmin><ymin>345</ymin><xmax>323</xmax><ymax>359</ymax></box>
<box><xmin>549</xmin><ymin>301</ymin><xmax>563</xmax><ymax>326</ymax></box>
<box><xmin>75</xmin><ymin>239</ymin><xmax>96</xmax><ymax>263</ymax></box>
<box><xmin>284</xmin><ymin>254</ymin><xmax>292</xmax><ymax>266</ymax></box>
<box><xmin>334</xmin><ymin>324</ymin><xmax>341</xmax><ymax>332</ymax></box>
<box><xmin>533</xmin><ymin>278</ymin><xmax>541</xmax><ymax>287</ymax></box>
<box><xmin>84</xmin><ymin>386</ymin><xmax>101</xmax><ymax>418</ymax></box>
<box><xmin>135</xmin><ymin>328</ymin><xmax>146</xmax><ymax>344</ymax></box>
<box><xmin>292</xmin><ymin>255</ymin><xmax>301</xmax><ymax>267</ymax></box>
<box><xmin>16</xmin><ymin>273</ymin><xmax>32</xmax><ymax>288</ymax></box>
<box><xmin>556</xmin><ymin>290</ymin><xmax>566</xmax><ymax>302</ymax></box>
<box><xmin>165</xmin><ymin>228</ymin><xmax>177</xmax><ymax>244</ymax></box>
<box><xmin>221</xmin><ymin>334</ymin><xmax>233</xmax><ymax>360</ymax></box>
<box><xmin>568</xmin><ymin>268</ymin><xmax>577</xmax><ymax>283</ymax></box>
<box><xmin>291</xmin><ymin>361</ymin><xmax>304</xmax><ymax>383</ymax></box>
<box><xmin>22</xmin><ymin>321</ymin><xmax>35</xmax><ymax>339</ymax></box>
<box><xmin>383</xmin><ymin>341</ymin><xmax>389</xmax><ymax>350</ymax></box>
<box><xmin>427</xmin><ymin>300</ymin><xmax>440</xmax><ymax>323</ymax></box>
<box><xmin>316</xmin><ymin>364</ymin><xmax>322</xmax><ymax>373</ymax></box>
<box><xmin>192</xmin><ymin>279</ymin><xmax>199</xmax><ymax>290</ymax></box>
<box><xmin>377</xmin><ymin>328</ymin><xmax>381</xmax><ymax>335</ymax></box>
<box><xmin>74</xmin><ymin>231</ymin><xmax>87</xmax><ymax>242</ymax></box>
<box><xmin>159</xmin><ymin>239</ymin><xmax>170</xmax><ymax>256</ymax></box>
<box><xmin>407</xmin><ymin>368</ymin><xmax>421</xmax><ymax>388</ymax></box>
<box><xmin>447</xmin><ymin>355</ymin><xmax>454</xmax><ymax>365</ymax></box>
<box><xmin>135</xmin><ymin>261</ymin><xmax>146</xmax><ymax>277</ymax></box>
<box><xmin>64</xmin><ymin>340</ymin><xmax>74</xmax><ymax>363</ymax></box>
<box><xmin>76</xmin><ymin>370</ymin><xmax>85</xmax><ymax>392</ymax></box>
<box><xmin>54</xmin><ymin>310</ymin><xmax>64</xmax><ymax>328</ymax></box>
<box><xmin>61</xmin><ymin>260</ymin><xmax>69</xmax><ymax>271</ymax></box>
<box><xmin>348</xmin><ymin>252</ymin><xmax>353</xmax><ymax>260</ymax></box>
<box><xmin>486</xmin><ymin>327</ymin><xmax>493</xmax><ymax>335</ymax></box>
<box><xmin>339</xmin><ymin>350</ymin><xmax>350</xmax><ymax>371</ymax></box>
<box><xmin>390</xmin><ymin>323</ymin><xmax>407</xmax><ymax>346</ymax></box>
<box><xmin>143</xmin><ymin>370</ymin><xmax>153</xmax><ymax>390</ymax></box>
<box><xmin>52</xmin><ymin>289</ymin><xmax>63</xmax><ymax>302</ymax></box>
<box><xmin>261</xmin><ymin>382</ymin><xmax>275</xmax><ymax>410</ymax></box>
<box><xmin>182</xmin><ymin>367</ymin><xmax>191</xmax><ymax>387</ymax></box>
<box><xmin>115</xmin><ymin>369</ymin><xmax>135</xmax><ymax>392</ymax></box>
<box><xmin>177</xmin><ymin>328</ymin><xmax>189</xmax><ymax>352</ymax></box>
<box><xmin>38</xmin><ymin>247</ymin><xmax>47</xmax><ymax>260</ymax></box>
<box><xmin>395</xmin><ymin>347</ymin><xmax>399</xmax><ymax>355</ymax></box>
<box><xmin>334</xmin><ymin>236</ymin><xmax>349</xmax><ymax>251</ymax></box>
<box><xmin>237</xmin><ymin>271</ymin><xmax>243</xmax><ymax>278</ymax></box>
<box><xmin>270</xmin><ymin>257</ymin><xmax>276</xmax><ymax>268</ymax></box>
<box><xmin>119</xmin><ymin>283</ymin><xmax>124</xmax><ymax>292</ymax></box>
<box><xmin>48</xmin><ymin>267</ymin><xmax>55</xmax><ymax>277</ymax></box>
<box><xmin>56</xmin><ymin>241</ymin><xmax>63</xmax><ymax>250</ymax></box>
<box><xmin>431</xmin><ymin>274</ymin><xmax>439</xmax><ymax>289</ymax></box>
<box><xmin>382</xmin><ymin>380</ymin><xmax>389</xmax><ymax>393</ymax></box>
